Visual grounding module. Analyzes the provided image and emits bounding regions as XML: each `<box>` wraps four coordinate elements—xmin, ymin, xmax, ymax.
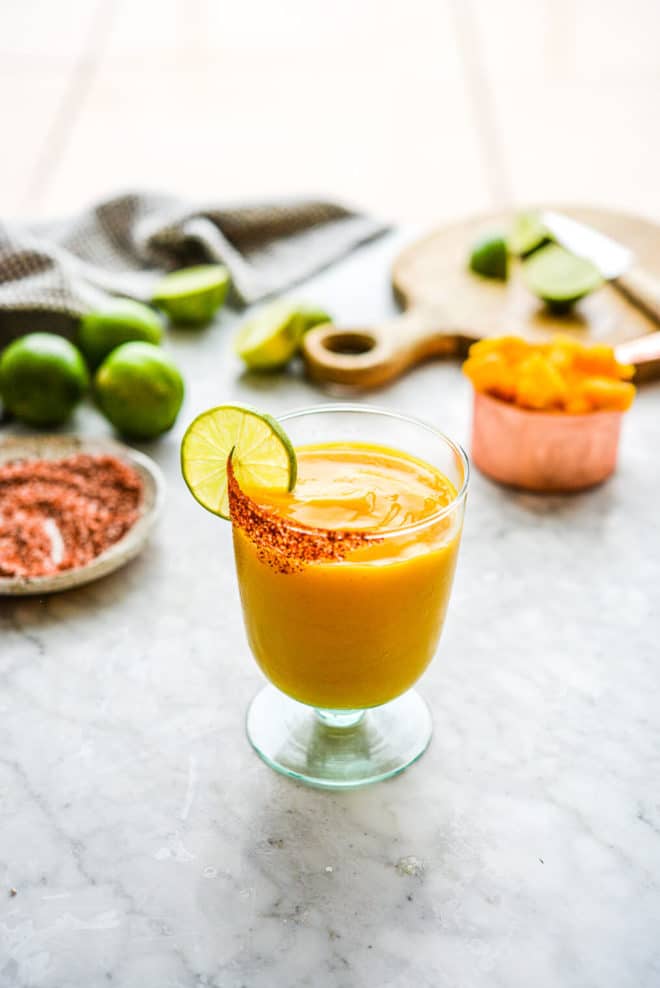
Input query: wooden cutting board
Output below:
<box><xmin>302</xmin><ymin>206</ymin><xmax>660</xmax><ymax>388</ymax></box>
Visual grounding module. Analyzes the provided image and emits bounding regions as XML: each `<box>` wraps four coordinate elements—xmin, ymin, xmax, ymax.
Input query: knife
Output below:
<box><xmin>540</xmin><ymin>210</ymin><xmax>660</xmax><ymax>379</ymax></box>
<box><xmin>541</xmin><ymin>210</ymin><xmax>660</xmax><ymax>323</ymax></box>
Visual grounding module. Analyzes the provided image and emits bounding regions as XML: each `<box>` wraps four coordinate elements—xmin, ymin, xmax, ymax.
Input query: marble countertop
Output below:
<box><xmin>1</xmin><ymin>233</ymin><xmax>659</xmax><ymax>988</ymax></box>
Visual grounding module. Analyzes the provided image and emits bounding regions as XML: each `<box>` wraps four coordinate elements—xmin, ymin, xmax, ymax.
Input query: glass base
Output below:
<box><xmin>246</xmin><ymin>685</ymin><xmax>432</xmax><ymax>790</ymax></box>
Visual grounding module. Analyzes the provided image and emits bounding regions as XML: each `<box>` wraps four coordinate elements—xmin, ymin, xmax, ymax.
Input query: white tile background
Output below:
<box><xmin>1</xmin><ymin>0</ymin><xmax>659</xmax><ymax>224</ymax></box>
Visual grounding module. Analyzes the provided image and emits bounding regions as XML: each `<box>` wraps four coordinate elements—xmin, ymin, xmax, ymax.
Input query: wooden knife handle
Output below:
<box><xmin>616</xmin><ymin>331</ymin><xmax>660</xmax><ymax>382</ymax></box>
<box><xmin>302</xmin><ymin>306</ymin><xmax>463</xmax><ymax>389</ymax></box>
<box><xmin>614</xmin><ymin>265</ymin><xmax>660</xmax><ymax>324</ymax></box>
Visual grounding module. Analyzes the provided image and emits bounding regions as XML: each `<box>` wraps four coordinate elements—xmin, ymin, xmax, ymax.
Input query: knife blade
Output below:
<box><xmin>539</xmin><ymin>210</ymin><xmax>660</xmax><ymax>327</ymax></box>
<box><xmin>540</xmin><ymin>210</ymin><xmax>633</xmax><ymax>280</ymax></box>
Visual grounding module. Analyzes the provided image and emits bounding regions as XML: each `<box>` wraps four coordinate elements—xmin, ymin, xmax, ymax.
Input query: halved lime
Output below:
<box><xmin>152</xmin><ymin>264</ymin><xmax>230</xmax><ymax>325</ymax></box>
<box><xmin>234</xmin><ymin>300</ymin><xmax>332</xmax><ymax>371</ymax></box>
<box><xmin>297</xmin><ymin>304</ymin><xmax>332</xmax><ymax>335</ymax></box>
<box><xmin>522</xmin><ymin>244</ymin><xmax>603</xmax><ymax>309</ymax></box>
<box><xmin>469</xmin><ymin>233</ymin><xmax>508</xmax><ymax>280</ymax></box>
<box><xmin>234</xmin><ymin>301</ymin><xmax>301</xmax><ymax>371</ymax></box>
<box><xmin>180</xmin><ymin>404</ymin><xmax>296</xmax><ymax>518</ymax></box>
<box><xmin>508</xmin><ymin>211</ymin><xmax>548</xmax><ymax>257</ymax></box>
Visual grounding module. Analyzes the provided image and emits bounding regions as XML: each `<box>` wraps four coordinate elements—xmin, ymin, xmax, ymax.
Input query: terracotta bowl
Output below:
<box><xmin>470</xmin><ymin>390</ymin><xmax>624</xmax><ymax>493</ymax></box>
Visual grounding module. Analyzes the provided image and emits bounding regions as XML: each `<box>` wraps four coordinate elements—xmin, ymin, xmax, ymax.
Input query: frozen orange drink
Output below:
<box><xmin>182</xmin><ymin>402</ymin><xmax>468</xmax><ymax>788</ymax></box>
<box><xmin>231</xmin><ymin>442</ymin><xmax>462</xmax><ymax>709</ymax></box>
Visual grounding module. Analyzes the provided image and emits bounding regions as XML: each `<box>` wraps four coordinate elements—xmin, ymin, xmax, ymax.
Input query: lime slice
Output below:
<box><xmin>469</xmin><ymin>233</ymin><xmax>508</xmax><ymax>280</ymax></box>
<box><xmin>522</xmin><ymin>244</ymin><xmax>603</xmax><ymax>309</ymax></box>
<box><xmin>152</xmin><ymin>264</ymin><xmax>230</xmax><ymax>325</ymax></box>
<box><xmin>180</xmin><ymin>404</ymin><xmax>296</xmax><ymax>518</ymax></box>
<box><xmin>508</xmin><ymin>211</ymin><xmax>548</xmax><ymax>256</ymax></box>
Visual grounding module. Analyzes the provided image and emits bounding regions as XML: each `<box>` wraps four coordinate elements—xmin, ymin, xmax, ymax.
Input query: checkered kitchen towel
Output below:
<box><xmin>0</xmin><ymin>192</ymin><xmax>388</xmax><ymax>342</ymax></box>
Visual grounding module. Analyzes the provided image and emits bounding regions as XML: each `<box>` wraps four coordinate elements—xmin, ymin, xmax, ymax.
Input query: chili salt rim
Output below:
<box><xmin>227</xmin><ymin>459</ymin><xmax>378</xmax><ymax>574</ymax></box>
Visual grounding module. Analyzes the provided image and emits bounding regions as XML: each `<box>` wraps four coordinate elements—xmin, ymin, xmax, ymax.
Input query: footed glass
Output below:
<box><xmin>228</xmin><ymin>405</ymin><xmax>469</xmax><ymax>789</ymax></box>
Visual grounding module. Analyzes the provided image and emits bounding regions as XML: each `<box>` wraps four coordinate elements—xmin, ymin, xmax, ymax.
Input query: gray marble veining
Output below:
<box><xmin>1</xmin><ymin>232</ymin><xmax>659</xmax><ymax>988</ymax></box>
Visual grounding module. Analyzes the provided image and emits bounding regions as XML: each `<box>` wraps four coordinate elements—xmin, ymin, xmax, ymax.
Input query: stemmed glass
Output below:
<box><xmin>228</xmin><ymin>405</ymin><xmax>469</xmax><ymax>789</ymax></box>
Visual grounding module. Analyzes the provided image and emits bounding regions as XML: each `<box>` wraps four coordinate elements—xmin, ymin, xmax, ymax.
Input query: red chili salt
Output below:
<box><xmin>0</xmin><ymin>453</ymin><xmax>143</xmax><ymax>579</ymax></box>
<box><xmin>227</xmin><ymin>459</ymin><xmax>378</xmax><ymax>575</ymax></box>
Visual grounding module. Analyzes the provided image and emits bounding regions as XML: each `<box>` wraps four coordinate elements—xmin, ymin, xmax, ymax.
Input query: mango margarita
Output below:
<box><xmin>231</xmin><ymin>442</ymin><xmax>463</xmax><ymax>710</ymax></box>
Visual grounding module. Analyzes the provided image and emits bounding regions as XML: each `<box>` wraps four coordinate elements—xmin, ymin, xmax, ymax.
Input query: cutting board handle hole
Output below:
<box><xmin>322</xmin><ymin>332</ymin><xmax>376</xmax><ymax>355</ymax></box>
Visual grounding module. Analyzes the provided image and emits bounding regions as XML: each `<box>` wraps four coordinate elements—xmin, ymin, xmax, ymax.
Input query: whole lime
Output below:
<box><xmin>0</xmin><ymin>333</ymin><xmax>89</xmax><ymax>426</ymax></box>
<box><xmin>78</xmin><ymin>298</ymin><xmax>164</xmax><ymax>369</ymax></box>
<box><xmin>94</xmin><ymin>342</ymin><xmax>184</xmax><ymax>440</ymax></box>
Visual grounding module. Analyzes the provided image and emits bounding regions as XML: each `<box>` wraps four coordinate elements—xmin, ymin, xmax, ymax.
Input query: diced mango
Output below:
<box><xmin>564</xmin><ymin>395</ymin><xmax>592</xmax><ymax>414</ymax></box>
<box><xmin>515</xmin><ymin>354</ymin><xmax>568</xmax><ymax>410</ymax></box>
<box><xmin>470</xmin><ymin>336</ymin><xmax>530</xmax><ymax>360</ymax></box>
<box><xmin>462</xmin><ymin>335</ymin><xmax>635</xmax><ymax>414</ymax></box>
<box><xmin>579</xmin><ymin>377</ymin><xmax>636</xmax><ymax>411</ymax></box>
<box><xmin>462</xmin><ymin>352</ymin><xmax>517</xmax><ymax>401</ymax></box>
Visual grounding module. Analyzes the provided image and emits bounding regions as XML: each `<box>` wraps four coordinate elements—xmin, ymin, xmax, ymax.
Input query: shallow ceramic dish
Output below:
<box><xmin>0</xmin><ymin>434</ymin><xmax>165</xmax><ymax>595</ymax></box>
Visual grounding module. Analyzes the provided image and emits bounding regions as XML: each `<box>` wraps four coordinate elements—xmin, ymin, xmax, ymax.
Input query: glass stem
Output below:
<box><xmin>315</xmin><ymin>708</ymin><xmax>366</xmax><ymax>729</ymax></box>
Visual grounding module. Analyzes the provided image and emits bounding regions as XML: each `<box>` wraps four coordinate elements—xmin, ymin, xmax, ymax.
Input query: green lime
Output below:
<box><xmin>297</xmin><ymin>304</ymin><xmax>332</xmax><ymax>335</ymax></box>
<box><xmin>522</xmin><ymin>244</ymin><xmax>603</xmax><ymax>309</ymax></box>
<box><xmin>469</xmin><ymin>233</ymin><xmax>508</xmax><ymax>280</ymax></box>
<box><xmin>234</xmin><ymin>301</ymin><xmax>304</xmax><ymax>371</ymax></box>
<box><xmin>234</xmin><ymin>300</ymin><xmax>333</xmax><ymax>370</ymax></box>
<box><xmin>152</xmin><ymin>265</ymin><xmax>230</xmax><ymax>325</ymax></box>
<box><xmin>181</xmin><ymin>404</ymin><xmax>296</xmax><ymax>519</ymax></box>
<box><xmin>95</xmin><ymin>342</ymin><xmax>184</xmax><ymax>440</ymax></box>
<box><xmin>0</xmin><ymin>333</ymin><xmax>89</xmax><ymax>426</ymax></box>
<box><xmin>508</xmin><ymin>211</ymin><xmax>549</xmax><ymax>256</ymax></box>
<box><xmin>78</xmin><ymin>298</ymin><xmax>164</xmax><ymax>369</ymax></box>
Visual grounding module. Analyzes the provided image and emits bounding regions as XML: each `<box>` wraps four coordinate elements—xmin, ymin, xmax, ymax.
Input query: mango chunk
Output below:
<box><xmin>463</xmin><ymin>336</ymin><xmax>635</xmax><ymax>414</ymax></box>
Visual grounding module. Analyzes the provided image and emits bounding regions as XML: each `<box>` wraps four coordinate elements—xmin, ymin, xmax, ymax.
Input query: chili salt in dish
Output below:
<box><xmin>0</xmin><ymin>436</ymin><xmax>164</xmax><ymax>595</ymax></box>
<box><xmin>463</xmin><ymin>337</ymin><xmax>636</xmax><ymax>493</ymax></box>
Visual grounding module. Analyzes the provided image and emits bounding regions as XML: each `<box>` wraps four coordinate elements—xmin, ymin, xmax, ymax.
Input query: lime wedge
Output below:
<box><xmin>508</xmin><ymin>211</ymin><xmax>549</xmax><ymax>256</ymax></box>
<box><xmin>469</xmin><ymin>233</ymin><xmax>508</xmax><ymax>280</ymax></box>
<box><xmin>522</xmin><ymin>244</ymin><xmax>603</xmax><ymax>309</ymax></box>
<box><xmin>234</xmin><ymin>300</ymin><xmax>333</xmax><ymax>370</ymax></box>
<box><xmin>180</xmin><ymin>404</ymin><xmax>296</xmax><ymax>518</ymax></box>
<box><xmin>233</xmin><ymin>301</ymin><xmax>300</xmax><ymax>371</ymax></box>
<box><xmin>152</xmin><ymin>265</ymin><xmax>230</xmax><ymax>325</ymax></box>
<box><xmin>297</xmin><ymin>304</ymin><xmax>332</xmax><ymax>335</ymax></box>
